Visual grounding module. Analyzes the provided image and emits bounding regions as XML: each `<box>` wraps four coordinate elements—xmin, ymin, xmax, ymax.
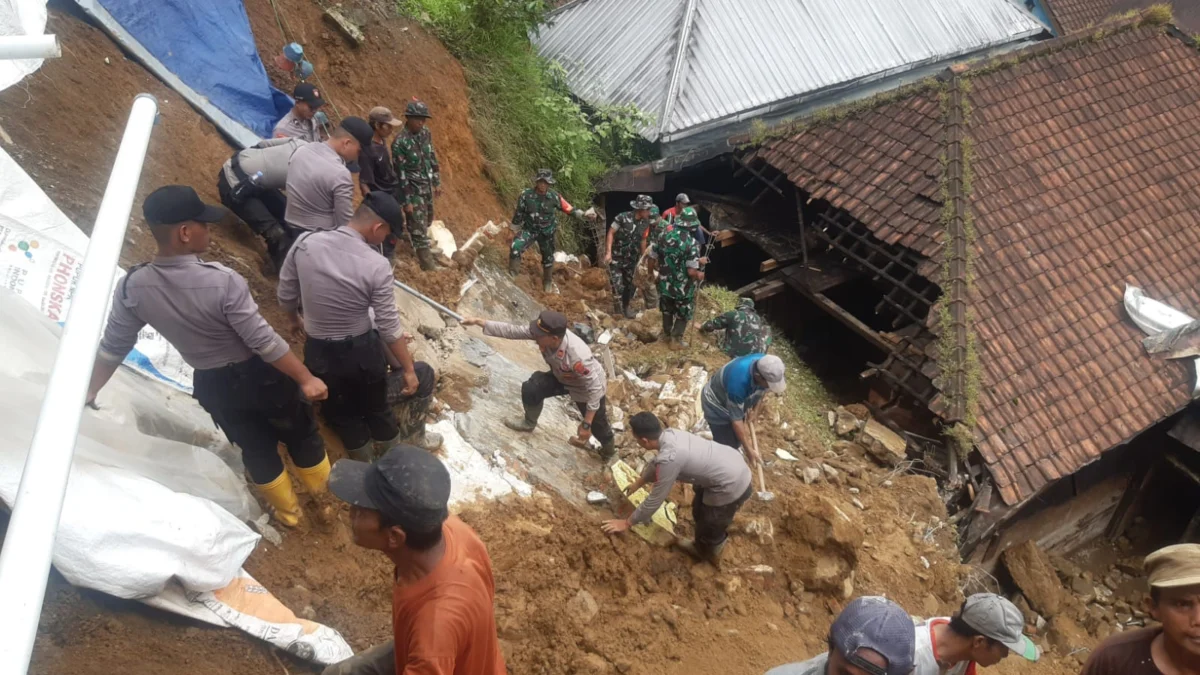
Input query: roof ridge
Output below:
<box><xmin>955</xmin><ymin>6</ymin><xmax>1170</xmax><ymax>78</ymax></box>
<box><xmin>658</xmin><ymin>0</ymin><xmax>699</xmax><ymax>137</ymax></box>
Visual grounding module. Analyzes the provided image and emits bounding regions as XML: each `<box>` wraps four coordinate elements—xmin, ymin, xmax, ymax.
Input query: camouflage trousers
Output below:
<box><xmin>385</xmin><ymin>361</ymin><xmax>437</xmax><ymax>443</ymax></box>
<box><xmin>401</xmin><ymin>188</ymin><xmax>434</xmax><ymax>252</ymax></box>
<box><xmin>637</xmin><ymin>263</ymin><xmax>659</xmax><ymax>308</ymax></box>
<box><xmin>510</xmin><ymin>227</ymin><xmax>555</xmax><ymax>268</ymax></box>
<box><xmin>659</xmin><ymin>294</ymin><xmax>696</xmax><ymax>322</ymax></box>
<box><xmin>609</xmin><ymin>258</ymin><xmax>638</xmax><ymax>304</ymax></box>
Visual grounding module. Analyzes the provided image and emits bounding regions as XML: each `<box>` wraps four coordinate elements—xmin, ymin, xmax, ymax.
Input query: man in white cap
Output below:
<box><xmin>700</xmin><ymin>353</ymin><xmax>786</xmax><ymax>466</ymax></box>
<box><xmin>912</xmin><ymin>593</ymin><xmax>1039</xmax><ymax>674</ymax></box>
<box><xmin>1082</xmin><ymin>543</ymin><xmax>1200</xmax><ymax>675</ymax></box>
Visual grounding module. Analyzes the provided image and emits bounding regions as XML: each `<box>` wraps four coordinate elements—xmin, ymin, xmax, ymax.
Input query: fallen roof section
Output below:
<box><xmin>752</xmin><ymin>13</ymin><xmax>1200</xmax><ymax>507</ymax></box>
<box><xmin>534</xmin><ymin>0</ymin><xmax>1045</xmax><ymax>151</ymax></box>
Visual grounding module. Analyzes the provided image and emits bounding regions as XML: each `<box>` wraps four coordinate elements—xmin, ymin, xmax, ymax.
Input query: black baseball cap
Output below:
<box><xmin>293</xmin><ymin>82</ymin><xmax>325</xmax><ymax>108</ymax></box>
<box><xmin>329</xmin><ymin>446</ymin><xmax>451</xmax><ymax>532</ymax></box>
<box><xmin>361</xmin><ymin>191</ymin><xmax>404</xmax><ymax>232</ymax></box>
<box><xmin>340</xmin><ymin>116</ymin><xmax>374</xmax><ymax>147</ymax></box>
<box><xmin>529</xmin><ymin>310</ymin><xmax>568</xmax><ymax>337</ymax></box>
<box><xmin>143</xmin><ymin>185</ymin><xmax>226</xmax><ymax>226</ymax></box>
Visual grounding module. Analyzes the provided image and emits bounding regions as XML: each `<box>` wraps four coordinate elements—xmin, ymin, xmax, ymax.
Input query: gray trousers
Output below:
<box><xmin>322</xmin><ymin>642</ymin><xmax>395</xmax><ymax>675</ymax></box>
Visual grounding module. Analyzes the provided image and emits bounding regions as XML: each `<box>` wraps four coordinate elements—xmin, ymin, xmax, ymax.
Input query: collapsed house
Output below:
<box><xmin>594</xmin><ymin>13</ymin><xmax>1200</xmax><ymax>567</ymax></box>
<box><xmin>533</xmin><ymin>0</ymin><xmax>1046</xmax><ymax>156</ymax></box>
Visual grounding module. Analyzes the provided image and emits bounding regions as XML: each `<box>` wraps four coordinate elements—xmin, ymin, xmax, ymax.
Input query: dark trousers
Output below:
<box><xmin>521</xmin><ymin>370</ymin><xmax>613</xmax><ymax>445</ymax></box>
<box><xmin>709</xmin><ymin>422</ymin><xmax>740</xmax><ymax>450</ymax></box>
<box><xmin>693</xmin><ymin>484</ymin><xmax>753</xmax><ymax>550</ymax></box>
<box><xmin>192</xmin><ymin>356</ymin><xmax>325</xmax><ymax>484</ymax></box>
<box><xmin>304</xmin><ymin>330</ymin><xmax>399</xmax><ymax>450</ymax></box>
<box><xmin>217</xmin><ymin>171</ymin><xmax>290</xmax><ymax>267</ymax></box>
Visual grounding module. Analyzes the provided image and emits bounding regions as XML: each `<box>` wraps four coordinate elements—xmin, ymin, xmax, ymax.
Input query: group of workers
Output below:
<box><xmin>79</xmin><ymin>77</ymin><xmax>1169</xmax><ymax>675</ymax></box>
<box><xmin>219</xmin><ymin>83</ymin><xmax>442</xmax><ymax>271</ymax></box>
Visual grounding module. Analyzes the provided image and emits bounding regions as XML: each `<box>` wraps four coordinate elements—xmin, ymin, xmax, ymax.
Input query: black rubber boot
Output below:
<box><xmin>264</xmin><ymin>225</ymin><xmax>289</xmax><ymax>271</ymax></box>
<box><xmin>613</xmin><ymin>298</ymin><xmax>625</xmax><ymax>317</ymax></box>
<box><xmin>542</xmin><ymin>266</ymin><xmax>553</xmax><ymax>293</ymax></box>
<box><xmin>671</xmin><ymin>316</ymin><xmax>688</xmax><ymax>350</ymax></box>
<box><xmin>598</xmin><ymin>440</ymin><xmax>615</xmax><ymax>461</ymax></box>
<box><xmin>662</xmin><ymin>313</ymin><xmax>676</xmax><ymax>346</ymax></box>
<box><xmin>508</xmin><ymin>255</ymin><xmax>522</xmax><ymax>277</ymax></box>
<box><xmin>504</xmin><ymin>403</ymin><xmax>542</xmax><ymax>432</ymax></box>
<box><xmin>416</xmin><ymin>247</ymin><xmax>437</xmax><ymax>271</ymax></box>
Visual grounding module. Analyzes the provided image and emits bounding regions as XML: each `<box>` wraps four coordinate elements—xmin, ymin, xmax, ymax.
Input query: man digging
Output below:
<box><xmin>460</xmin><ymin>310</ymin><xmax>615</xmax><ymax>460</ymax></box>
<box><xmin>602</xmin><ymin>412</ymin><xmax>752</xmax><ymax>566</ymax></box>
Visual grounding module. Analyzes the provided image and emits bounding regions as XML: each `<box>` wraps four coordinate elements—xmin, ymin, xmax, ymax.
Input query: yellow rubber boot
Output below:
<box><xmin>294</xmin><ymin>455</ymin><xmax>331</xmax><ymax>494</ymax></box>
<box><xmin>256</xmin><ymin>471</ymin><xmax>302</xmax><ymax>528</ymax></box>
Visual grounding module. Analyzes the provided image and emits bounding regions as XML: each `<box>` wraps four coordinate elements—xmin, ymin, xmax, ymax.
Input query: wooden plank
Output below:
<box><xmin>1167</xmin><ymin>453</ymin><xmax>1200</xmax><ymax>486</ymax></box>
<box><xmin>780</xmin><ymin>274</ymin><xmax>892</xmax><ymax>353</ymax></box>
<box><xmin>749</xmin><ymin>280</ymin><xmax>786</xmax><ymax>301</ymax></box>
<box><xmin>760</xmin><ymin>259</ymin><xmax>779</xmax><ymax>272</ymax></box>
<box><xmin>780</xmin><ymin>259</ymin><xmax>863</xmax><ymax>294</ymax></box>
<box><xmin>719</xmin><ymin>232</ymin><xmax>743</xmax><ymax>247</ymax></box>
<box><xmin>1106</xmin><ymin>460</ymin><xmax>1157</xmax><ymax>540</ymax></box>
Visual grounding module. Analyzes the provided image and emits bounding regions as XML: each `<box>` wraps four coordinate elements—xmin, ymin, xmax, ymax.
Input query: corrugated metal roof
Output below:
<box><xmin>533</xmin><ymin>0</ymin><xmax>1045</xmax><ymax>144</ymax></box>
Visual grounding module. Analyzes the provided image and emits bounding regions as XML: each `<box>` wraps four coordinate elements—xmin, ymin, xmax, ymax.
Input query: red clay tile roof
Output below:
<box><xmin>965</xmin><ymin>26</ymin><xmax>1200</xmax><ymax>504</ymax></box>
<box><xmin>1043</xmin><ymin>0</ymin><xmax>1114</xmax><ymax>33</ymax></box>
<box><xmin>757</xmin><ymin>22</ymin><xmax>1200</xmax><ymax>506</ymax></box>
<box><xmin>756</xmin><ymin>93</ymin><xmax>945</xmax><ymax>260</ymax></box>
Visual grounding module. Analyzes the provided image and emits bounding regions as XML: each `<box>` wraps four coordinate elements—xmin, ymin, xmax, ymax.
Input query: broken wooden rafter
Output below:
<box><xmin>749</xmin><ymin>280</ymin><xmax>786</xmax><ymax>302</ymax></box>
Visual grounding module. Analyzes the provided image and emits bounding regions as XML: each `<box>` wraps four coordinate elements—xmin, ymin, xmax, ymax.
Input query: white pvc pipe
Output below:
<box><xmin>0</xmin><ymin>93</ymin><xmax>157</xmax><ymax>675</ymax></box>
<box><xmin>0</xmin><ymin>35</ymin><xmax>61</xmax><ymax>60</ymax></box>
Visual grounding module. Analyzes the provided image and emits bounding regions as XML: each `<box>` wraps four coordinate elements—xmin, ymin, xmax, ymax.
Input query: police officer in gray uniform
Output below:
<box><xmin>87</xmin><ymin>185</ymin><xmax>331</xmax><ymax>528</ymax></box>
<box><xmin>284</xmin><ymin>116</ymin><xmax>373</xmax><ymax>237</ymax></box>
<box><xmin>460</xmin><ymin>310</ymin><xmax>614</xmax><ymax>459</ymax></box>
<box><xmin>279</xmin><ymin>191</ymin><xmax>440</xmax><ymax>461</ymax></box>
<box><xmin>217</xmin><ymin>137</ymin><xmax>308</xmax><ymax>270</ymax></box>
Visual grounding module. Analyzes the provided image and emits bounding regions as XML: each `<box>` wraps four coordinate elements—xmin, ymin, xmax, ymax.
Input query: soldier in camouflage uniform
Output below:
<box><xmin>648</xmin><ymin>207</ymin><xmax>704</xmax><ymax>349</ymax></box>
<box><xmin>639</xmin><ymin>205</ymin><xmax>665</xmax><ymax>310</ymax></box>
<box><xmin>508</xmin><ymin>169</ymin><xmax>589</xmax><ymax>292</ymax></box>
<box><xmin>701</xmin><ymin>297</ymin><xmax>772</xmax><ymax>357</ymax></box>
<box><xmin>605</xmin><ymin>194</ymin><xmax>655</xmax><ymax>319</ymax></box>
<box><xmin>391</xmin><ymin>99</ymin><xmax>441</xmax><ymax>271</ymax></box>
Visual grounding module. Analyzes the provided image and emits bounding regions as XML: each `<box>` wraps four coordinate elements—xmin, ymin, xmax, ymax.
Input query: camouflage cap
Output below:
<box><xmin>677</xmin><ymin>206</ymin><xmax>701</xmax><ymax>228</ymax></box>
<box><xmin>737</xmin><ymin>297</ymin><xmax>755</xmax><ymax>310</ymax></box>
<box><xmin>630</xmin><ymin>194</ymin><xmax>655</xmax><ymax>211</ymax></box>
<box><xmin>534</xmin><ymin>169</ymin><xmax>556</xmax><ymax>185</ymax></box>
<box><xmin>649</xmin><ymin>205</ymin><xmax>661</xmax><ymax>217</ymax></box>
<box><xmin>404</xmin><ymin>99</ymin><xmax>432</xmax><ymax>118</ymax></box>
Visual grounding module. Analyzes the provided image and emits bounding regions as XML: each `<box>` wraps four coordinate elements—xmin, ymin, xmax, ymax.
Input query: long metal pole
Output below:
<box><xmin>393</xmin><ymin>279</ymin><xmax>464</xmax><ymax>322</ymax></box>
<box><xmin>0</xmin><ymin>35</ymin><xmax>60</xmax><ymax>60</ymax></box>
<box><xmin>0</xmin><ymin>94</ymin><xmax>158</xmax><ymax>674</ymax></box>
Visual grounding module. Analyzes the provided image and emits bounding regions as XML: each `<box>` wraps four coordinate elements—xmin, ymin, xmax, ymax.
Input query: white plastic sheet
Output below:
<box><xmin>0</xmin><ymin>0</ymin><xmax>49</xmax><ymax>91</ymax></box>
<box><xmin>1123</xmin><ymin>284</ymin><xmax>1200</xmax><ymax>397</ymax></box>
<box><xmin>0</xmin><ymin>147</ymin><xmax>195</xmax><ymax>391</ymax></box>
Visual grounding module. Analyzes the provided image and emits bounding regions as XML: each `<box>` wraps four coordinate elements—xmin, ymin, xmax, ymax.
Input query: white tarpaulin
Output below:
<box><xmin>0</xmin><ymin>146</ymin><xmax>195</xmax><ymax>391</ymax></box>
<box><xmin>1124</xmin><ymin>284</ymin><xmax>1200</xmax><ymax>397</ymax></box>
<box><xmin>0</xmin><ymin>0</ymin><xmax>49</xmax><ymax>91</ymax></box>
<box><xmin>0</xmin><ymin>146</ymin><xmax>353</xmax><ymax>661</ymax></box>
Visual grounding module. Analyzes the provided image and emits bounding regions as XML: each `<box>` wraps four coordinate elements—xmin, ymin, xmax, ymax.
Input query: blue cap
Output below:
<box><xmin>830</xmin><ymin>596</ymin><xmax>914</xmax><ymax>675</ymax></box>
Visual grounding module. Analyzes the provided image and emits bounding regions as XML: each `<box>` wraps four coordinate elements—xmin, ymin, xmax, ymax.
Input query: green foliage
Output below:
<box><xmin>398</xmin><ymin>0</ymin><xmax>656</xmax><ymax>252</ymax></box>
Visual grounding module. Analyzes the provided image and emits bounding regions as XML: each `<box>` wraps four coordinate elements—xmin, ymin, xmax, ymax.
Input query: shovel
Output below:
<box><xmin>748</xmin><ymin>421</ymin><xmax>774</xmax><ymax>501</ymax></box>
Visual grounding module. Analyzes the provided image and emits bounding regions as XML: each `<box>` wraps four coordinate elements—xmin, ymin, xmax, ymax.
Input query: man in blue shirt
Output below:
<box><xmin>700</xmin><ymin>353</ymin><xmax>786</xmax><ymax>465</ymax></box>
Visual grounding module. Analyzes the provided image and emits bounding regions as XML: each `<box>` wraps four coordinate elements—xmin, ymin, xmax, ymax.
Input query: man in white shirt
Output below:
<box><xmin>911</xmin><ymin>594</ymin><xmax>1039</xmax><ymax>675</ymax></box>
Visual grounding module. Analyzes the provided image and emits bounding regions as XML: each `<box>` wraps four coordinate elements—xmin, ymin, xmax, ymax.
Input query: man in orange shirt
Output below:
<box><xmin>322</xmin><ymin>446</ymin><xmax>506</xmax><ymax>675</ymax></box>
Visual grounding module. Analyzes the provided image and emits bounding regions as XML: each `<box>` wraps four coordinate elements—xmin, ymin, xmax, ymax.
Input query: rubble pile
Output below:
<box><xmin>1002</xmin><ymin>538</ymin><xmax>1151</xmax><ymax>666</ymax></box>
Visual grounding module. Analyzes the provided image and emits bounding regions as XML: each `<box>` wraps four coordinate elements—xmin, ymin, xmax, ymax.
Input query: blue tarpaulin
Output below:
<box><xmin>93</xmin><ymin>0</ymin><xmax>291</xmax><ymax>139</ymax></box>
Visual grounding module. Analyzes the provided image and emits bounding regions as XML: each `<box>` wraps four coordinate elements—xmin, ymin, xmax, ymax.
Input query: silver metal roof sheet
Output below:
<box><xmin>533</xmin><ymin>0</ymin><xmax>1045</xmax><ymax>143</ymax></box>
